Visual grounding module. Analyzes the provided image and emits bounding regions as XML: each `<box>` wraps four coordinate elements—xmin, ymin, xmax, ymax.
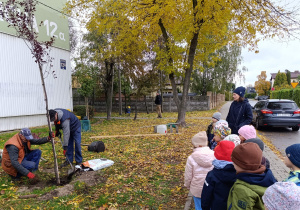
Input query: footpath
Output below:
<box><xmin>184</xmin><ymin>101</ymin><xmax>290</xmax><ymax>210</ymax></box>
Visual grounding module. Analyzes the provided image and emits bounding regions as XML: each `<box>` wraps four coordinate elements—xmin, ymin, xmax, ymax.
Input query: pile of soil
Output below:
<box><xmin>16</xmin><ymin>170</ymin><xmax>106</xmax><ymax>200</ymax></box>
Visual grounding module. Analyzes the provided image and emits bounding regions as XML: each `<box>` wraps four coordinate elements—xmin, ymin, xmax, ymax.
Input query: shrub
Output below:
<box><xmin>73</xmin><ymin>105</ymin><xmax>94</xmax><ymax>119</ymax></box>
<box><xmin>293</xmin><ymin>88</ymin><xmax>300</xmax><ymax>107</ymax></box>
<box><xmin>245</xmin><ymin>93</ymin><xmax>256</xmax><ymax>98</ymax></box>
<box><xmin>270</xmin><ymin>90</ymin><xmax>281</xmax><ymax>99</ymax></box>
<box><xmin>280</xmin><ymin>89</ymin><xmax>293</xmax><ymax>100</ymax></box>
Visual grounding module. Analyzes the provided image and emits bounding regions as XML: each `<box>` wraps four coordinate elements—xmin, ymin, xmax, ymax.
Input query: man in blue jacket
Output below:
<box><xmin>49</xmin><ymin>109</ymin><xmax>82</xmax><ymax>167</ymax></box>
<box><xmin>226</xmin><ymin>86</ymin><xmax>253</xmax><ymax>134</ymax></box>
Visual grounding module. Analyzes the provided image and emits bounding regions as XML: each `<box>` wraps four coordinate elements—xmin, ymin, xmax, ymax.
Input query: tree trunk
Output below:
<box><xmin>124</xmin><ymin>88</ymin><xmax>127</xmax><ymax>113</ymax></box>
<box><xmin>38</xmin><ymin>62</ymin><xmax>60</xmax><ymax>185</ymax></box>
<box><xmin>176</xmin><ymin>0</ymin><xmax>201</xmax><ymax>126</ymax></box>
<box><xmin>105</xmin><ymin>60</ymin><xmax>114</xmax><ymax>120</ymax></box>
<box><xmin>118</xmin><ymin>65</ymin><xmax>122</xmax><ymax>115</ymax></box>
<box><xmin>158</xmin><ymin>19</ymin><xmax>181</xmax><ymax>112</ymax></box>
<box><xmin>85</xmin><ymin>97</ymin><xmax>89</xmax><ymax>120</ymax></box>
<box><xmin>134</xmin><ymin>96</ymin><xmax>138</xmax><ymax>120</ymax></box>
<box><xmin>144</xmin><ymin>95</ymin><xmax>149</xmax><ymax>114</ymax></box>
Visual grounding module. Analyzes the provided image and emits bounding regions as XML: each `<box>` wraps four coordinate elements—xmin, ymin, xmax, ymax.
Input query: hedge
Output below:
<box><xmin>271</xmin><ymin>87</ymin><xmax>300</xmax><ymax>107</ymax></box>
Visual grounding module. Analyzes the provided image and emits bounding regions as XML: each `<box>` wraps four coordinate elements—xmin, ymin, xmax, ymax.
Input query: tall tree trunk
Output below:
<box><xmin>118</xmin><ymin>65</ymin><xmax>122</xmax><ymax>115</ymax></box>
<box><xmin>85</xmin><ymin>97</ymin><xmax>89</xmax><ymax>120</ymax></box>
<box><xmin>159</xmin><ymin>70</ymin><xmax>164</xmax><ymax>113</ymax></box>
<box><xmin>144</xmin><ymin>95</ymin><xmax>149</xmax><ymax>114</ymax></box>
<box><xmin>158</xmin><ymin>19</ymin><xmax>181</xmax><ymax>111</ymax></box>
<box><xmin>134</xmin><ymin>96</ymin><xmax>138</xmax><ymax>120</ymax></box>
<box><xmin>177</xmin><ymin>0</ymin><xmax>202</xmax><ymax>126</ymax></box>
<box><xmin>124</xmin><ymin>88</ymin><xmax>127</xmax><ymax>113</ymax></box>
<box><xmin>105</xmin><ymin>60</ymin><xmax>114</xmax><ymax>120</ymax></box>
<box><xmin>38</xmin><ymin>62</ymin><xmax>60</xmax><ymax>185</ymax></box>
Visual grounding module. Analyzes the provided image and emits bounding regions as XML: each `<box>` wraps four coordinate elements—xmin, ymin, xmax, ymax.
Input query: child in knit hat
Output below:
<box><xmin>211</xmin><ymin>120</ymin><xmax>231</xmax><ymax>150</ymax></box>
<box><xmin>184</xmin><ymin>131</ymin><xmax>215</xmax><ymax>210</ymax></box>
<box><xmin>283</xmin><ymin>144</ymin><xmax>300</xmax><ymax>186</ymax></box>
<box><xmin>238</xmin><ymin>125</ymin><xmax>256</xmax><ymax>143</ymax></box>
<box><xmin>201</xmin><ymin>141</ymin><xmax>236</xmax><ymax>210</ymax></box>
<box><xmin>227</xmin><ymin>142</ymin><xmax>277</xmax><ymax>209</ymax></box>
<box><xmin>245</xmin><ymin>138</ymin><xmax>270</xmax><ymax>169</ymax></box>
<box><xmin>224</xmin><ymin>134</ymin><xmax>240</xmax><ymax>147</ymax></box>
<box><xmin>206</xmin><ymin>112</ymin><xmax>221</xmax><ymax>149</ymax></box>
<box><xmin>262</xmin><ymin>182</ymin><xmax>300</xmax><ymax>210</ymax></box>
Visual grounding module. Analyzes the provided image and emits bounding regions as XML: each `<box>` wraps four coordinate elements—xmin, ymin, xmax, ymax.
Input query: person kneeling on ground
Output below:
<box><xmin>1</xmin><ymin>128</ymin><xmax>53</xmax><ymax>179</ymax></box>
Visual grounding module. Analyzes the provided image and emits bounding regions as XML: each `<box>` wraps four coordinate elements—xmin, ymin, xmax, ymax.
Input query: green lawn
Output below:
<box><xmin>0</xmin><ymin>109</ymin><xmax>218</xmax><ymax>209</ymax></box>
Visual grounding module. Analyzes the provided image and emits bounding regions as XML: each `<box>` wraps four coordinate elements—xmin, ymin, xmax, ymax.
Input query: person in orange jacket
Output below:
<box><xmin>1</xmin><ymin>128</ymin><xmax>53</xmax><ymax>180</ymax></box>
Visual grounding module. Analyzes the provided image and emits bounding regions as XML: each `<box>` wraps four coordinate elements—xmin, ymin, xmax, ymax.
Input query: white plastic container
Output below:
<box><xmin>157</xmin><ymin>125</ymin><xmax>167</xmax><ymax>134</ymax></box>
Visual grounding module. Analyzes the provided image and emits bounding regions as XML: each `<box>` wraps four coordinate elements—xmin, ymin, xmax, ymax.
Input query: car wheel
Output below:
<box><xmin>292</xmin><ymin>126</ymin><xmax>299</xmax><ymax>131</ymax></box>
<box><xmin>255</xmin><ymin>119</ymin><xmax>261</xmax><ymax>130</ymax></box>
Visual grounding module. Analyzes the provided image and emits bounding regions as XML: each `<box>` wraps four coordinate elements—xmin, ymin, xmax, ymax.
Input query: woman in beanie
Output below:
<box><xmin>226</xmin><ymin>86</ymin><xmax>253</xmax><ymax>134</ymax></box>
<box><xmin>262</xmin><ymin>182</ymin><xmax>300</xmax><ymax>210</ymax></box>
<box><xmin>227</xmin><ymin>142</ymin><xmax>277</xmax><ymax>210</ymax></box>
<box><xmin>184</xmin><ymin>131</ymin><xmax>215</xmax><ymax>210</ymax></box>
<box><xmin>283</xmin><ymin>144</ymin><xmax>300</xmax><ymax>186</ymax></box>
<box><xmin>201</xmin><ymin>141</ymin><xmax>236</xmax><ymax>210</ymax></box>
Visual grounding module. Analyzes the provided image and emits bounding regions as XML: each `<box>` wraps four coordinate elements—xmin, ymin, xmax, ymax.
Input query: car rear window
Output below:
<box><xmin>267</xmin><ymin>102</ymin><xmax>298</xmax><ymax>110</ymax></box>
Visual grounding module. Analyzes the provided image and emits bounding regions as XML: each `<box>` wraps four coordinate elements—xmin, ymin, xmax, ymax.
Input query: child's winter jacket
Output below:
<box><xmin>184</xmin><ymin>147</ymin><xmax>215</xmax><ymax>197</ymax></box>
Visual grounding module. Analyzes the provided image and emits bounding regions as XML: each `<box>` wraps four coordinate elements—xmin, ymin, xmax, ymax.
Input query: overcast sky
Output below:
<box><xmin>236</xmin><ymin>38</ymin><xmax>300</xmax><ymax>87</ymax></box>
<box><xmin>235</xmin><ymin>0</ymin><xmax>300</xmax><ymax>88</ymax></box>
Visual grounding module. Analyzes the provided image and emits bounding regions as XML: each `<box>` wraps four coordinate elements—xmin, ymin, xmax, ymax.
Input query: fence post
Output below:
<box><xmin>152</xmin><ymin>97</ymin><xmax>153</xmax><ymax>112</ymax></box>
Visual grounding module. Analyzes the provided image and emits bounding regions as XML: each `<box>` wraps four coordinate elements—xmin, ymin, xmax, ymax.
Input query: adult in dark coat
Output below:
<box><xmin>226</xmin><ymin>86</ymin><xmax>253</xmax><ymax>134</ymax></box>
<box><xmin>155</xmin><ymin>91</ymin><xmax>162</xmax><ymax>118</ymax></box>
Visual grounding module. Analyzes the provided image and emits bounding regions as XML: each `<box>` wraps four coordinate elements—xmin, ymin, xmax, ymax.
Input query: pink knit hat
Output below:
<box><xmin>238</xmin><ymin>125</ymin><xmax>256</xmax><ymax>140</ymax></box>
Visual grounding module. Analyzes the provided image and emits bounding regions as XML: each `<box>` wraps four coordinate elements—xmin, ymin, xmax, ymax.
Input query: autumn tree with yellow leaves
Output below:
<box><xmin>254</xmin><ymin>71</ymin><xmax>271</xmax><ymax>96</ymax></box>
<box><xmin>66</xmin><ymin>0</ymin><xmax>300</xmax><ymax>126</ymax></box>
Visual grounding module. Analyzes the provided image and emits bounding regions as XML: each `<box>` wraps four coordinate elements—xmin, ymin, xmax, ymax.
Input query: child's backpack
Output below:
<box><xmin>88</xmin><ymin>141</ymin><xmax>105</xmax><ymax>153</ymax></box>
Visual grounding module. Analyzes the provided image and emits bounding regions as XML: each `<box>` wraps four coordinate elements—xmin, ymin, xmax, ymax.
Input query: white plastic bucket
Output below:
<box><xmin>157</xmin><ymin>125</ymin><xmax>167</xmax><ymax>134</ymax></box>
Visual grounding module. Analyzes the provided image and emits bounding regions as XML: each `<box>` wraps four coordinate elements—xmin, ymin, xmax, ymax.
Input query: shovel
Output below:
<box><xmin>57</xmin><ymin>136</ymin><xmax>75</xmax><ymax>178</ymax></box>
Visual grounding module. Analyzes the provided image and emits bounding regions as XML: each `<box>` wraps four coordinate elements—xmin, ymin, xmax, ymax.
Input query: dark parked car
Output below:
<box><xmin>257</xmin><ymin>95</ymin><xmax>269</xmax><ymax>101</ymax></box>
<box><xmin>252</xmin><ymin>99</ymin><xmax>300</xmax><ymax>131</ymax></box>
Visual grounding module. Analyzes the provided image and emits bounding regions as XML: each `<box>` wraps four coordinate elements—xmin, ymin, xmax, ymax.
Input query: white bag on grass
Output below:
<box><xmin>81</xmin><ymin>158</ymin><xmax>114</xmax><ymax>171</ymax></box>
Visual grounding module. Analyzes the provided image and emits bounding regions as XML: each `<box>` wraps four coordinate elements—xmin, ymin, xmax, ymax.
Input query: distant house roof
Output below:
<box><xmin>270</xmin><ymin>70</ymin><xmax>300</xmax><ymax>80</ymax></box>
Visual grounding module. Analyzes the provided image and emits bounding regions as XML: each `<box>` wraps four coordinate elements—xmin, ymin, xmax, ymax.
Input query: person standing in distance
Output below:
<box><xmin>155</xmin><ymin>91</ymin><xmax>162</xmax><ymax>118</ymax></box>
<box><xmin>49</xmin><ymin>109</ymin><xmax>83</xmax><ymax>167</ymax></box>
<box><xmin>226</xmin><ymin>87</ymin><xmax>253</xmax><ymax>134</ymax></box>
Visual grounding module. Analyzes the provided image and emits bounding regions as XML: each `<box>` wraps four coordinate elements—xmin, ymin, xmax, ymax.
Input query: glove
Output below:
<box><xmin>55</xmin><ymin>130</ymin><xmax>61</xmax><ymax>138</ymax></box>
<box><xmin>63</xmin><ymin>150</ymin><xmax>67</xmax><ymax>156</ymax></box>
<box><xmin>48</xmin><ymin>131</ymin><xmax>55</xmax><ymax>141</ymax></box>
<box><xmin>27</xmin><ymin>172</ymin><xmax>35</xmax><ymax>179</ymax></box>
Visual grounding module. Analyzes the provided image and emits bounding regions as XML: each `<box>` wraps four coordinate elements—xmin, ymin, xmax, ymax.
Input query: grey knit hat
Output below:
<box><xmin>212</xmin><ymin>112</ymin><xmax>221</xmax><ymax>121</ymax></box>
<box><xmin>245</xmin><ymin>138</ymin><xmax>264</xmax><ymax>151</ymax></box>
